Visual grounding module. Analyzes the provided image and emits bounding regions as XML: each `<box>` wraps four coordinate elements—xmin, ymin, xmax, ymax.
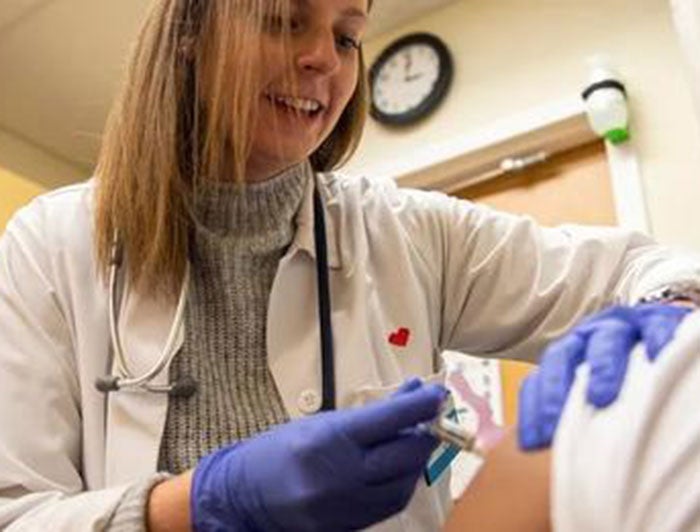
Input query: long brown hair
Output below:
<box><xmin>95</xmin><ymin>0</ymin><xmax>370</xmax><ymax>300</ymax></box>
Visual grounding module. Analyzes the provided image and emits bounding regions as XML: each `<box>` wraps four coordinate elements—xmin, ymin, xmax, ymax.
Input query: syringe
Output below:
<box><xmin>428</xmin><ymin>417</ymin><xmax>484</xmax><ymax>456</ymax></box>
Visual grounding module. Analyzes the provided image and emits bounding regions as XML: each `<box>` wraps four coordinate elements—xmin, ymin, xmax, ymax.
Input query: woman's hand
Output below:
<box><xmin>189</xmin><ymin>380</ymin><xmax>445</xmax><ymax>531</ymax></box>
<box><xmin>518</xmin><ymin>303</ymin><xmax>692</xmax><ymax>450</ymax></box>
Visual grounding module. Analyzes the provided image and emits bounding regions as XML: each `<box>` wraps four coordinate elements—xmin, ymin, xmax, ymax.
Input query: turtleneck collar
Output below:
<box><xmin>192</xmin><ymin>162</ymin><xmax>310</xmax><ymax>244</ymax></box>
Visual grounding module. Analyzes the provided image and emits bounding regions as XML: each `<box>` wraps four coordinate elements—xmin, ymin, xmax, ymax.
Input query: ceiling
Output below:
<box><xmin>0</xmin><ymin>0</ymin><xmax>460</xmax><ymax>174</ymax></box>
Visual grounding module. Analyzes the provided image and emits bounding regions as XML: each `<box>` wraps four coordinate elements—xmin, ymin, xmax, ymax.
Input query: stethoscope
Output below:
<box><xmin>95</xmin><ymin>186</ymin><xmax>337</xmax><ymax>411</ymax></box>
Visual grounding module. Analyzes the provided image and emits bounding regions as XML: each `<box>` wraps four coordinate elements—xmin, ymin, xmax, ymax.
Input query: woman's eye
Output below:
<box><xmin>337</xmin><ymin>34</ymin><xmax>360</xmax><ymax>52</ymax></box>
<box><xmin>289</xmin><ymin>17</ymin><xmax>302</xmax><ymax>32</ymax></box>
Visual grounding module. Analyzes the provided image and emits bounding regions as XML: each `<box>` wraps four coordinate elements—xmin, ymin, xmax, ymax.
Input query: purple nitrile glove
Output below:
<box><xmin>192</xmin><ymin>380</ymin><xmax>446</xmax><ymax>531</ymax></box>
<box><xmin>519</xmin><ymin>303</ymin><xmax>691</xmax><ymax>451</ymax></box>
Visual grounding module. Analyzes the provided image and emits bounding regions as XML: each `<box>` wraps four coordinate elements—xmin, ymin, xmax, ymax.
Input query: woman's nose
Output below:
<box><xmin>296</xmin><ymin>30</ymin><xmax>341</xmax><ymax>75</ymax></box>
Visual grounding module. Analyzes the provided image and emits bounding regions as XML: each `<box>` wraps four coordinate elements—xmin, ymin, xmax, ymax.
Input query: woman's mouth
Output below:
<box><xmin>263</xmin><ymin>92</ymin><xmax>326</xmax><ymax>121</ymax></box>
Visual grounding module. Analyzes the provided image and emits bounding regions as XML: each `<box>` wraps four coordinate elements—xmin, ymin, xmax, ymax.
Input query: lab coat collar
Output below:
<box><xmin>292</xmin><ymin>162</ymin><xmax>342</xmax><ymax>270</ymax></box>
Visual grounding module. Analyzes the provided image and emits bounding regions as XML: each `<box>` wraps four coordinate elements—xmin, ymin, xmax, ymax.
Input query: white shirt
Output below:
<box><xmin>553</xmin><ymin>311</ymin><xmax>700</xmax><ymax>532</ymax></box>
<box><xmin>1</xmin><ymin>171</ymin><xmax>699</xmax><ymax>530</ymax></box>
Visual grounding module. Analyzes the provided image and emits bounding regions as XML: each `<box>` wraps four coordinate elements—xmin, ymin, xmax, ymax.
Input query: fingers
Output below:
<box><xmin>636</xmin><ymin>304</ymin><xmax>692</xmax><ymax>360</ymax></box>
<box><xmin>392</xmin><ymin>377</ymin><xmax>424</xmax><ymax>396</ymax></box>
<box><xmin>585</xmin><ymin>318</ymin><xmax>638</xmax><ymax>407</ymax></box>
<box><xmin>362</xmin><ymin>432</ymin><xmax>438</xmax><ymax>484</ymax></box>
<box><xmin>575</xmin><ymin>305</ymin><xmax>636</xmax><ymax>334</ymax></box>
<box><xmin>341</xmin><ymin>384</ymin><xmax>447</xmax><ymax>445</ymax></box>
<box><xmin>518</xmin><ymin>333</ymin><xmax>585</xmax><ymax>450</ymax></box>
<box><xmin>640</xmin><ymin>313</ymin><xmax>680</xmax><ymax>360</ymax></box>
<box><xmin>519</xmin><ymin>304</ymin><xmax>690</xmax><ymax>451</ymax></box>
<box><xmin>518</xmin><ymin>372</ymin><xmax>542</xmax><ymax>450</ymax></box>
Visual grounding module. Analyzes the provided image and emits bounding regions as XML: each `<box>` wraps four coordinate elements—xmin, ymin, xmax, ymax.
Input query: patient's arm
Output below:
<box><xmin>447</xmin><ymin>311</ymin><xmax>700</xmax><ymax>532</ymax></box>
<box><xmin>444</xmin><ymin>429</ymin><xmax>551</xmax><ymax>532</ymax></box>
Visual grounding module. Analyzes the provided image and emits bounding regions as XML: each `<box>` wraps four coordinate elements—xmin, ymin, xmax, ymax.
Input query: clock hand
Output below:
<box><xmin>404</xmin><ymin>51</ymin><xmax>413</xmax><ymax>81</ymax></box>
<box><xmin>406</xmin><ymin>73</ymin><xmax>424</xmax><ymax>82</ymax></box>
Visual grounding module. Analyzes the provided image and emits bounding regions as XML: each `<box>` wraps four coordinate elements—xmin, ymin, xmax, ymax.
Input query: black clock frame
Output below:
<box><xmin>369</xmin><ymin>32</ymin><xmax>454</xmax><ymax>126</ymax></box>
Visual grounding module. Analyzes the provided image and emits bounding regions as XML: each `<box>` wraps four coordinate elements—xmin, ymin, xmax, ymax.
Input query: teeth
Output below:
<box><xmin>268</xmin><ymin>93</ymin><xmax>322</xmax><ymax>113</ymax></box>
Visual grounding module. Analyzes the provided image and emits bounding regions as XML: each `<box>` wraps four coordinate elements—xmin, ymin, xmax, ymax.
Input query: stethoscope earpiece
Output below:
<box><xmin>168</xmin><ymin>375</ymin><xmax>198</xmax><ymax>398</ymax></box>
<box><xmin>96</xmin><ymin>240</ymin><xmax>192</xmax><ymax>399</ymax></box>
<box><xmin>94</xmin><ymin>374</ymin><xmax>197</xmax><ymax>398</ymax></box>
<box><xmin>95</xmin><ymin>376</ymin><xmax>120</xmax><ymax>393</ymax></box>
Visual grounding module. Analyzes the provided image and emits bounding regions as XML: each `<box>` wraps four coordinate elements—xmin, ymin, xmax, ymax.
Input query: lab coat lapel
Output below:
<box><xmin>293</xmin><ymin>168</ymin><xmax>342</xmax><ymax>269</ymax></box>
<box><xmin>267</xmin><ymin>173</ymin><xmax>383</xmax><ymax>417</ymax></box>
<box><xmin>104</xmin><ymin>273</ymin><xmax>181</xmax><ymax>485</ymax></box>
<box><xmin>267</xmin><ymin>251</ymin><xmax>322</xmax><ymax>418</ymax></box>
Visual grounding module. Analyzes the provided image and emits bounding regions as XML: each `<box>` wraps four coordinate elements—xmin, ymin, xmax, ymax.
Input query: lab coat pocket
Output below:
<box><xmin>347</xmin><ymin>370</ymin><xmax>446</xmax><ymax>407</ymax></box>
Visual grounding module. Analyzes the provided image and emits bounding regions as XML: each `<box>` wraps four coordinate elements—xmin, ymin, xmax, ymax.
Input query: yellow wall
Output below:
<box><xmin>0</xmin><ymin>129</ymin><xmax>85</xmax><ymax>191</ymax></box>
<box><xmin>1</xmin><ymin>168</ymin><xmax>45</xmax><ymax>232</ymax></box>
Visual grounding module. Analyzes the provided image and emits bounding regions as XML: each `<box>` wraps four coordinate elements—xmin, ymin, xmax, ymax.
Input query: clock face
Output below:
<box><xmin>372</xmin><ymin>43</ymin><xmax>441</xmax><ymax>116</ymax></box>
<box><xmin>369</xmin><ymin>33</ymin><xmax>453</xmax><ymax>126</ymax></box>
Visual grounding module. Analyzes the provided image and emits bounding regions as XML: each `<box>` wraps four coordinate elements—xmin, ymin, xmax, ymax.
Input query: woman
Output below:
<box><xmin>0</xmin><ymin>0</ymin><xmax>699</xmax><ymax>530</ymax></box>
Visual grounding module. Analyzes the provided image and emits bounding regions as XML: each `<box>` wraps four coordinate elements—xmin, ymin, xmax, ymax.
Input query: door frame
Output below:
<box><xmin>376</xmin><ymin>96</ymin><xmax>652</xmax><ymax>233</ymax></box>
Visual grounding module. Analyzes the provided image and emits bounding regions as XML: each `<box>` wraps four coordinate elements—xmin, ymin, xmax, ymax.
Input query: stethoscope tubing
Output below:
<box><xmin>96</xmin><ymin>180</ymin><xmax>336</xmax><ymax>408</ymax></box>
<box><xmin>313</xmin><ymin>187</ymin><xmax>335</xmax><ymax>411</ymax></box>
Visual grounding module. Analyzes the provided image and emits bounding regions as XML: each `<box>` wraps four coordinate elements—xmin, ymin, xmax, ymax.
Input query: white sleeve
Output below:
<box><xmin>0</xmin><ymin>202</ymin><xmax>131</xmax><ymax>529</ymax></box>
<box><xmin>552</xmin><ymin>311</ymin><xmax>700</xmax><ymax>532</ymax></box>
<box><xmin>394</xmin><ymin>185</ymin><xmax>700</xmax><ymax>362</ymax></box>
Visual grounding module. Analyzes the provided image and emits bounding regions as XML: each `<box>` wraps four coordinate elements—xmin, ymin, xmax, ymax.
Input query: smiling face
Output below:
<box><xmin>245</xmin><ymin>0</ymin><xmax>369</xmax><ymax>181</ymax></box>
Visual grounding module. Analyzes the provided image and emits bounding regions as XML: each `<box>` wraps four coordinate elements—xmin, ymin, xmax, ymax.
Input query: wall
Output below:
<box><xmin>349</xmin><ymin>0</ymin><xmax>700</xmax><ymax>251</ymax></box>
<box><xmin>0</xmin><ymin>128</ymin><xmax>82</xmax><ymax>231</ymax></box>
<box><xmin>0</xmin><ymin>128</ymin><xmax>87</xmax><ymax>190</ymax></box>
<box><xmin>670</xmin><ymin>0</ymin><xmax>700</xmax><ymax>128</ymax></box>
<box><xmin>0</xmin><ymin>166</ymin><xmax>44</xmax><ymax>231</ymax></box>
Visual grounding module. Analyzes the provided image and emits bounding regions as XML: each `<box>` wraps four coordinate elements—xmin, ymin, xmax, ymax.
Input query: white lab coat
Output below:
<box><xmin>0</xmin><ymin>171</ymin><xmax>698</xmax><ymax>531</ymax></box>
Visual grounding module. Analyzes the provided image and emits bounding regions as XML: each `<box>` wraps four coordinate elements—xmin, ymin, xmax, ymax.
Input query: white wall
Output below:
<box><xmin>670</xmin><ymin>0</ymin><xmax>700</xmax><ymax>127</ymax></box>
<box><xmin>348</xmin><ymin>0</ymin><xmax>700</xmax><ymax>251</ymax></box>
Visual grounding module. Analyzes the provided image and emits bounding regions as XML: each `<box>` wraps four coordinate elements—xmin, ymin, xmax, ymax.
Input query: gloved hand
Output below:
<box><xmin>519</xmin><ymin>303</ymin><xmax>692</xmax><ymax>451</ymax></box>
<box><xmin>192</xmin><ymin>379</ymin><xmax>446</xmax><ymax>531</ymax></box>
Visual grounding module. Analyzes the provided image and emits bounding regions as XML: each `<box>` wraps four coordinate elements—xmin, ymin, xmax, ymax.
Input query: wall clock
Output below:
<box><xmin>369</xmin><ymin>32</ymin><xmax>454</xmax><ymax>126</ymax></box>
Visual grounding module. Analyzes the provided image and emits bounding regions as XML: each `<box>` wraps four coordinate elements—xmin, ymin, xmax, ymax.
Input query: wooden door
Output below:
<box><xmin>452</xmin><ymin>140</ymin><xmax>617</xmax><ymax>426</ymax></box>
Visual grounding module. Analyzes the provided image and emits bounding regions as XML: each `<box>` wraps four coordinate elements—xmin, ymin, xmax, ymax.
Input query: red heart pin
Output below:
<box><xmin>388</xmin><ymin>327</ymin><xmax>411</xmax><ymax>347</ymax></box>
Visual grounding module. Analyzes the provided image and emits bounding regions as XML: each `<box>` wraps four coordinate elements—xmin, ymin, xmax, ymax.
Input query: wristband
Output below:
<box><xmin>639</xmin><ymin>285</ymin><xmax>700</xmax><ymax>309</ymax></box>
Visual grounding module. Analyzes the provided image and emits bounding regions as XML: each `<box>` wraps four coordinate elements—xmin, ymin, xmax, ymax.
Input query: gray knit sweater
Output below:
<box><xmin>107</xmin><ymin>163</ymin><xmax>309</xmax><ymax>529</ymax></box>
